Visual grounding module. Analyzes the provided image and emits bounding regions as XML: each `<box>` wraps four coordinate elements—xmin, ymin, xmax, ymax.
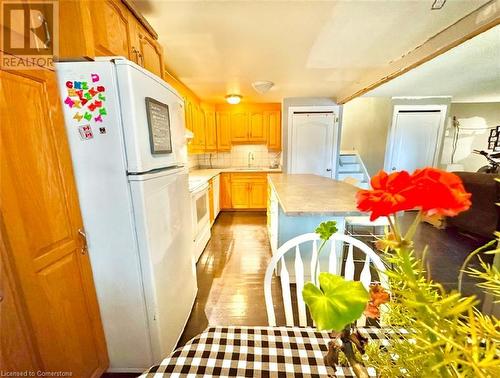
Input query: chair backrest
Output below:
<box><xmin>264</xmin><ymin>232</ymin><xmax>388</xmax><ymax>327</ymax></box>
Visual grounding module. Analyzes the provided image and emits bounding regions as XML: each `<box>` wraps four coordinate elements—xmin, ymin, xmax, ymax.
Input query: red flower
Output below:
<box><xmin>356</xmin><ymin>170</ymin><xmax>416</xmax><ymax>221</ymax></box>
<box><xmin>409</xmin><ymin>168</ymin><xmax>471</xmax><ymax>217</ymax></box>
<box><xmin>355</xmin><ymin>168</ymin><xmax>471</xmax><ymax>220</ymax></box>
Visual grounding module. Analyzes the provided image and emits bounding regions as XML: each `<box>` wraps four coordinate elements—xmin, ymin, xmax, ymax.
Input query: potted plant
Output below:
<box><xmin>303</xmin><ymin>168</ymin><xmax>500</xmax><ymax>377</ymax></box>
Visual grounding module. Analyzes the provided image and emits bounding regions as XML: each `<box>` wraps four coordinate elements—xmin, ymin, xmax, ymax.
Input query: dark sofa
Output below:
<box><xmin>447</xmin><ymin>172</ymin><xmax>500</xmax><ymax>238</ymax></box>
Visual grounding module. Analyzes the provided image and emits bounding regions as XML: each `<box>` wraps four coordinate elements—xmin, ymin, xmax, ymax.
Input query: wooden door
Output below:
<box><xmin>231</xmin><ymin>111</ymin><xmax>249</xmax><ymax>142</ymax></box>
<box><xmin>249</xmin><ymin>112</ymin><xmax>266</xmax><ymax>142</ymax></box>
<box><xmin>204</xmin><ymin>110</ymin><xmax>217</xmax><ymax>152</ymax></box>
<box><xmin>0</xmin><ymin>242</ymin><xmax>40</xmax><ymax>372</ymax></box>
<box><xmin>265</xmin><ymin>111</ymin><xmax>281</xmax><ymax>151</ymax></box>
<box><xmin>249</xmin><ymin>182</ymin><xmax>268</xmax><ymax>209</ymax></box>
<box><xmin>220</xmin><ymin>173</ymin><xmax>232</xmax><ymax>209</ymax></box>
<box><xmin>0</xmin><ymin>69</ymin><xmax>108</xmax><ymax>376</ymax></box>
<box><xmin>90</xmin><ymin>0</ymin><xmax>131</xmax><ymax>58</ymax></box>
<box><xmin>230</xmin><ymin>182</ymin><xmax>250</xmax><ymax>209</ymax></box>
<box><xmin>216</xmin><ymin>111</ymin><xmax>231</xmax><ymax>151</ymax></box>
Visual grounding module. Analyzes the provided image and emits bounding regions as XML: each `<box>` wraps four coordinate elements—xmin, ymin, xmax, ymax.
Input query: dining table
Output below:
<box><xmin>140</xmin><ymin>325</ymin><xmax>389</xmax><ymax>377</ymax></box>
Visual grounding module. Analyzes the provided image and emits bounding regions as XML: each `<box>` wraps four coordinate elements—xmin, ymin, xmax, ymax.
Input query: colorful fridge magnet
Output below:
<box><xmin>78</xmin><ymin>125</ymin><xmax>93</xmax><ymax>140</ymax></box>
<box><xmin>64</xmin><ymin>97</ymin><xmax>75</xmax><ymax>108</ymax></box>
<box><xmin>65</xmin><ymin>73</ymin><xmax>108</xmax><ymax>127</ymax></box>
<box><xmin>99</xmin><ymin>127</ymin><xmax>106</xmax><ymax>134</ymax></box>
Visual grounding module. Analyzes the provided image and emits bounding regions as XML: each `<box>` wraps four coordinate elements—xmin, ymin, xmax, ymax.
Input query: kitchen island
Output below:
<box><xmin>267</xmin><ymin>174</ymin><xmax>366</xmax><ymax>280</ymax></box>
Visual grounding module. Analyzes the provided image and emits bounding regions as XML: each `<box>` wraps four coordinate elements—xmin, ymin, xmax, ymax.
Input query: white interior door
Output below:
<box><xmin>290</xmin><ymin>112</ymin><xmax>335</xmax><ymax>178</ymax></box>
<box><xmin>386</xmin><ymin>110</ymin><xmax>444</xmax><ymax>173</ymax></box>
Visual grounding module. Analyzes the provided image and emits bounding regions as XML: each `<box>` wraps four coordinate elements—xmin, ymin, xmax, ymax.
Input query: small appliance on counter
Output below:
<box><xmin>55</xmin><ymin>58</ymin><xmax>197</xmax><ymax>372</ymax></box>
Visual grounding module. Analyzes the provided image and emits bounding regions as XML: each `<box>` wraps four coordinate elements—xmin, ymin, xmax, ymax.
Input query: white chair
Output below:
<box><xmin>264</xmin><ymin>233</ymin><xmax>388</xmax><ymax>327</ymax></box>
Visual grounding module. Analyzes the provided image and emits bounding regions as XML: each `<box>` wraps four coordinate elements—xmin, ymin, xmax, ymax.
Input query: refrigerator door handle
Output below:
<box><xmin>78</xmin><ymin>228</ymin><xmax>88</xmax><ymax>255</ymax></box>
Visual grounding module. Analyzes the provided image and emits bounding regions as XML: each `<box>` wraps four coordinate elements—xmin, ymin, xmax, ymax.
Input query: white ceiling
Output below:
<box><xmin>135</xmin><ymin>0</ymin><xmax>489</xmax><ymax>103</ymax></box>
<box><xmin>366</xmin><ymin>24</ymin><xmax>500</xmax><ymax>102</ymax></box>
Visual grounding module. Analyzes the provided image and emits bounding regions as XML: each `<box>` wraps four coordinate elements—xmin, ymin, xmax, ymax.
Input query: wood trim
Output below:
<box><xmin>337</xmin><ymin>1</ymin><xmax>500</xmax><ymax>104</ymax></box>
<box><xmin>121</xmin><ymin>0</ymin><xmax>158</xmax><ymax>39</ymax></box>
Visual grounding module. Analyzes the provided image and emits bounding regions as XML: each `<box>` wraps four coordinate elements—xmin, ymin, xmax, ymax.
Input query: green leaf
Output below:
<box><xmin>315</xmin><ymin>221</ymin><xmax>338</xmax><ymax>241</ymax></box>
<box><xmin>302</xmin><ymin>273</ymin><xmax>369</xmax><ymax>331</ymax></box>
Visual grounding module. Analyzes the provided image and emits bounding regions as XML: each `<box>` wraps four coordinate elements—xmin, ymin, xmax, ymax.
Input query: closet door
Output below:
<box><xmin>0</xmin><ymin>68</ymin><xmax>108</xmax><ymax>377</ymax></box>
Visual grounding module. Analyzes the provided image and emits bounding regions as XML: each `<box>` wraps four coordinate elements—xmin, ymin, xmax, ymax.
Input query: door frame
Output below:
<box><xmin>287</xmin><ymin>105</ymin><xmax>341</xmax><ymax>178</ymax></box>
<box><xmin>384</xmin><ymin>104</ymin><xmax>448</xmax><ymax>172</ymax></box>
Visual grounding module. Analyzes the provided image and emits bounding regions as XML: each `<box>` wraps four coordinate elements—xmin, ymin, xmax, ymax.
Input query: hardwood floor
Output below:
<box><xmin>177</xmin><ymin>211</ymin><xmax>285</xmax><ymax>347</ymax></box>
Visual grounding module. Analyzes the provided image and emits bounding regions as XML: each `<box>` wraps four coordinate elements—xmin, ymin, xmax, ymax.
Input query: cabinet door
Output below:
<box><xmin>193</xmin><ymin>105</ymin><xmax>206</xmax><ymax>151</ymax></box>
<box><xmin>0</xmin><ymin>69</ymin><xmax>108</xmax><ymax>376</ymax></box>
<box><xmin>249</xmin><ymin>182</ymin><xmax>268</xmax><ymax>209</ymax></box>
<box><xmin>138</xmin><ymin>32</ymin><xmax>164</xmax><ymax>77</ymax></box>
<box><xmin>265</xmin><ymin>111</ymin><xmax>281</xmax><ymax>151</ymax></box>
<box><xmin>216</xmin><ymin>111</ymin><xmax>232</xmax><ymax>151</ymax></box>
<box><xmin>220</xmin><ymin>173</ymin><xmax>232</xmax><ymax>209</ymax></box>
<box><xmin>249</xmin><ymin>112</ymin><xmax>266</xmax><ymax>142</ymax></box>
<box><xmin>231</xmin><ymin>182</ymin><xmax>250</xmax><ymax>209</ymax></box>
<box><xmin>90</xmin><ymin>0</ymin><xmax>131</xmax><ymax>58</ymax></box>
<box><xmin>231</xmin><ymin>111</ymin><xmax>249</xmax><ymax>142</ymax></box>
<box><xmin>205</xmin><ymin>110</ymin><xmax>217</xmax><ymax>152</ymax></box>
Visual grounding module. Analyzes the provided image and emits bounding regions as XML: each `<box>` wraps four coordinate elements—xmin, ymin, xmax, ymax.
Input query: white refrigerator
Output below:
<box><xmin>55</xmin><ymin>58</ymin><xmax>198</xmax><ymax>372</ymax></box>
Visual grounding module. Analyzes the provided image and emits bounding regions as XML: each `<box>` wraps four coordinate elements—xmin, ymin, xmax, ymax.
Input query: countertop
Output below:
<box><xmin>188</xmin><ymin>167</ymin><xmax>282</xmax><ymax>192</ymax></box>
<box><xmin>268</xmin><ymin>174</ymin><xmax>365</xmax><ymax>216</ymax></box>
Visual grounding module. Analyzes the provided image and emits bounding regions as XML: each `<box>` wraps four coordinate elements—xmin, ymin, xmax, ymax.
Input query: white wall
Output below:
<box><xmin>441</xmin><ymin>102</ymin><xmax>500</xmax><ymax>171</ymax></box>
<box><xmin>340</xmin><ymin>97</ymin><xmax>392</xmax><ymax>176</ymax></box>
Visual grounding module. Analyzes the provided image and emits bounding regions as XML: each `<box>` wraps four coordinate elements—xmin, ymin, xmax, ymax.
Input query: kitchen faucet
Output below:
<box><xmin>247</xmin><ymin>152</ymin><xmax>254</xmax><ymax>167</ymax></box>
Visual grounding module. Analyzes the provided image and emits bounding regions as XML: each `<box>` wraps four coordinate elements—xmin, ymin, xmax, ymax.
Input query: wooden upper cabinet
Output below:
<box><xmin>216</xmin><ymin>112</ymin><xmax>231</xmax><ymax>151</ymax></box>
<box><xmin>204</xmin><ymin>109</ymin><xmax>217</xmax><ymax>152</ymax></box>
<box><xmin>265</xmin><ymin>110</ymin><xmax>281</xmax><ymax>151</ymax></box>
<box><xmin>89</xmin><ymin>0</ymin><xmax>131</xmax><ymax>58</ymax></box>
<box><xmin>129</xmin><ymin>16</ymin><xmax>164</xmax><ymax>78</ymax></box>
<box><xmin>231</xmin><ymin>111</ymin><xmax>249</xmax><ymax>142</ymax></box>
<box><xmin>249</xmin><ymin>112</ymin><xmax>266</xmax><ymax>142</ymax></box>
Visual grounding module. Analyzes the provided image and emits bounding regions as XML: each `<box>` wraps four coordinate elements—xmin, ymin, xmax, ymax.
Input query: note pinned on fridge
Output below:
<box><xmin>145</xmin><ymin>97</ymin><xmax>172</xmax><ymax>154</ymax></box>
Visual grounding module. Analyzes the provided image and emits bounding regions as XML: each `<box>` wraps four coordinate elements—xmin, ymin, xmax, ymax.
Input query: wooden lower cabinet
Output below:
<box><xmin>231</xmin><ymin>182</ymin><xmax>251</xmax><ymax>209</ymax></box>
<box><xmin>0</xmin><ymin>69</ymin><xmax>108</xmax><ymax>376</ymax></box>
<box><xmin>220</xmin><ymin>173</ymin><xmax>268</xmax><ymax>210</ymax></box>
<box><xmin>249</xmin><ymin>181</ymin><xmax>268</xmax><ymax>208</ymax></box>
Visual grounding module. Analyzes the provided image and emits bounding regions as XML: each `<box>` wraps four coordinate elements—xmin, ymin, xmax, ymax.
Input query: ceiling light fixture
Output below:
<box><xmin>252</xmin><ymin>80</ymin><xmax>274</xmax><ymax>94</ymax></box>
<box><xmin>225</xmin><ymin>94</ymin><xmax>242</xmax><ymax>105</ymax></box>
<box><xmin>431</xmin><ymin>0</ymin><xmax>446</xmax><ymax>10</ymax></box>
